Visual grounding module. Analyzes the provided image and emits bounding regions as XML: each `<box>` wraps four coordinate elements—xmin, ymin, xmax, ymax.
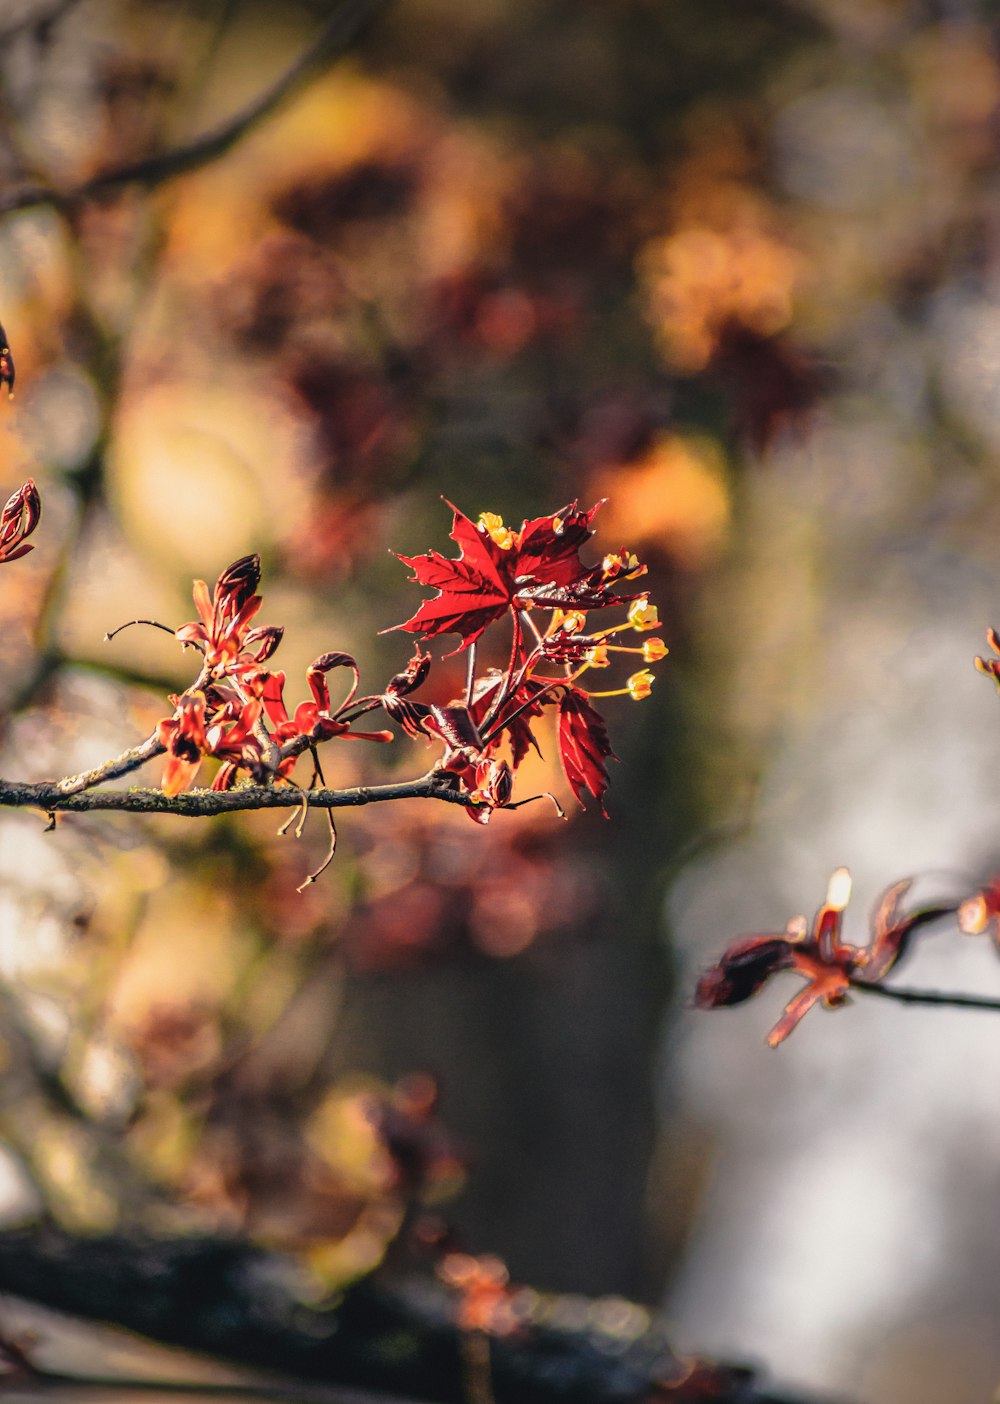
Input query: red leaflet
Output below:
<box><xmin>0</xmin><ymin>480</ymin><xmax>40</xmax><ymax>564</ymax></box>
<box><xmin>390</xmin><ymin>500</ymin><xmax>628</xmax><ymax>651</ymax></box>
<box><xmin>392</xmin><ymin>507</ymin><xmax>512</xmax><ymax>649</ymax></box>
<box><xmin>556</xmin><ymin>686</ymin><xmax>616</xmax><ymax>814</ymax></box>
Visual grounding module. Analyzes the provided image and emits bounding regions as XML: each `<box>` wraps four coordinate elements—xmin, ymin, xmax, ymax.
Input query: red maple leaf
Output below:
<box><xmin>389</xmin><ymin>501</ymin><xmax>624</xmax><ymax>651</ymax></box>
<box><xmin>556</xmin><ymin>686</ymin><xmax>617</xmax><ymax>814</ymax></box>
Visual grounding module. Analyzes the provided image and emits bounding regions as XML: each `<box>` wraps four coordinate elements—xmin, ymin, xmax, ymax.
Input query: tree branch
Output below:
<box><xmin>849</xmin><ymin>979</ymin><xmax>1000</xmax><ymax>1013</ymax></box>
<box><xmin>0</xmin><ymin>0</ymin><xmax>83</xmax><ymax>46</ymax></box>
<box><xmin>0</xmin><ymin>772</ymin><xmax>474</xmax><ymax>818</ymax></box>
<box><xmin>0</xmin><ymin>1227</ymin><xmax>813</xmax><ymax>1404</ymax></box>
<box><xmin>0</xmin><ymin>0</ymin><xmax>391</xmax><ymax>215</ymax></box>
<box><xmin>0</xmin><ymin>1364</ymin><xmax>432</xmax><ymax>1404</ymax></box>
<box><xmin>52</xmin><ymin>731</ymin><xmax>166</xmax><ymax>796</ymax></box>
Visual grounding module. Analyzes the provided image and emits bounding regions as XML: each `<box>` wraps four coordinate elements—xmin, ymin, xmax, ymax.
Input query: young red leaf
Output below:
<box><xmin>694</xmin><ymin>934</ymin><xmax>798</xmax><ymax>1009</ymax></box>
<box><xmin>0</xmin><ymin>479</ymin><xmax>40</xmax><ymax>564</ymax></box>
<box><xmin>556</xmin><ymin>686</ymin><xmax>617</xmax><ymax>814</ymax></box>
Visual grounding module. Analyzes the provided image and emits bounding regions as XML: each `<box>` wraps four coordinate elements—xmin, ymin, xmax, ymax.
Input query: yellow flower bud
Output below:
<box><xmin>642</xmin><ymin>638</ymin><xmax>669</xmax><ymax>662</ymax></box>
<box><xmin>959</xmin><ymin>894</ymin><xmax>988</xmax><ymax>935</ymax></box>
<box><xmin>585</xmin><ymin>644</ymin><xmax>610</xmax><ymax>667</ymax></box>
<box><xmin>626</xmin><ymin>669</ymin><xmax>655</xmax><ymax>700</ymax></box>
<box><xmin>628</xmin><ymin>598</ymin><xmax>659</xmax><ymax>631</ymax></box>
<box><xmin>478</xmin><ymin>512</ymin><xmax>516</xmax><ymax>550</ymax></box>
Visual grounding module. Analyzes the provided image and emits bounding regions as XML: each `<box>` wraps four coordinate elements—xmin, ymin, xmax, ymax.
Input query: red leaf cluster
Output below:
<box><xmin>151</xmin><ymin>558</ymin><xmax>393</xmax><ymax>796</ymax></box>
<box><xmin>384</xmin><ymin>502</ymin><xmax>667</xmax><ymax>818</ymax></box>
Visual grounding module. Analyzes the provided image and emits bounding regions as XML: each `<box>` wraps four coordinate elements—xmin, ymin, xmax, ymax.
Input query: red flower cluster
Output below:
<box><xmin>385</xmin><ymin>501</ymin><xmax>667</xmax><ymax>819</ymax></box>
<box><xmin>154</xmin><ymin>554</ymin><xmax>393</xmax><ymax>795</ymax></box>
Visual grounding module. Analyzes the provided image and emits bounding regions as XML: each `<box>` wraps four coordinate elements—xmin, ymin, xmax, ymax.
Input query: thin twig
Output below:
<box><xmin>297</xmin><ymin>745</ymin><xmax>337</xmax><ymax>889</ymax></box>
<box><xmin>0</xmin><ymin>1363</ymin><xmax>437</xmax><ymax>1404</ymax></box>
<box><xmin>104</xmin><ymin>619</ymin><xmax>179</xmax><ymax>643</ymax></box>
<box><xmin>51</xmin><ymin>731</ymin><xmax>165</xmax><ymax>797</ymax></box>
<box><xmin>464</xmin><ymin>642</ymin><xmax>477</xmax><ymax>710</ymax></box>
<box><xmin>0</xmin><ymin>0</ymin><xmax>391</xmax><ymax>215</ymax></box>
<box><xmin>849</xmin><ymin>980</ymin><xmax>1000</xmax><ymax>1012</ymax></box>
<box><xmin>0</xmin><ymin>0</ymin><xmax>83</xmax><ymax>46</ymax></box>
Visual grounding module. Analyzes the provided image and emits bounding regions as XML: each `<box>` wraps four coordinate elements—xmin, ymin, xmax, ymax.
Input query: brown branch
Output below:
<box><xmin>0</xmin><ymin>1227</ymin><xmax>793</xmax><ymax>1404</ymax></box>
<box><xmin>0</xmin><ymin>0</ymin><xmax>83</xmax><ymax>46</ymax></box>
<box><xmin>848</xmin><ymin>979</ymin><xmax>1000</xmax><ymax>1013</ymax></box>
<box><xmin>0</xmin><ymin>1365</ymin><xmax>434</xmax><ymax>1404</ymax></box>
<box><xmin>0</xmin><ymin>772</ymin><xmax>472</xmax><ymax>818</ymax></box>
<box><xmin>0</xmin><ymin>0</ymin><xmax>391</xmax><ymax>216</ymax></box>
<box><xmin>51</xmin><ymin>731</ymin><xmax>165</xmax><ymax>797</ymax></box>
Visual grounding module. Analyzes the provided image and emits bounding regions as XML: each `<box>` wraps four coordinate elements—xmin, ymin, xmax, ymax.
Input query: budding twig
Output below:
<box><xmin>51</xmin><ymin>732</ymin><xmax>166</xmax><ymax>797</ymax></box>
<box><xmin>0</xmin><ymin>772</ymin><xmax>473</xmax><ymax>818</ymax></box>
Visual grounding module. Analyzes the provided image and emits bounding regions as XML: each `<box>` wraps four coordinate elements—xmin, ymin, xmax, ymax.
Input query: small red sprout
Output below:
<box><xmin>157</xmin><ymin>691</ymin><xmax>211</xmax><ymax>796</ymax></box>
<box><xmin>0</xmin><ymin>480</ymin><xmax>40</xmax><ymax>564</ymax></box>
<box><xmin>0</xmin><ymin>323</ymin><xmax>14</xmax><ymax>399</ymax></box>
<box><xmin>156</xmin><ymin>689</ymin><xmax>266</xmax><ymax>795</ymax></box>
<box><xmin>175</xmin><ymin>554</ymin><xmax>266</xmax><ymax>671</ymax></box>
<box><xmin>260</xmin><ymin>656</ymin><xmax>392</xmax><ymax>776</ymax></box>
<box><xmin>695</xmin><ymin>869</ymin><xmax>954</xmax><ymax>1046</ymax></box>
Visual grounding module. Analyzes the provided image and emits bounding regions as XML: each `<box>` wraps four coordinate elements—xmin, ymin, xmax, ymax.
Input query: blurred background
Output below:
<box><xmin>4</xmin><ymin>0</ymin><xmax>1000</xmax><ymax>1401</ymax></box>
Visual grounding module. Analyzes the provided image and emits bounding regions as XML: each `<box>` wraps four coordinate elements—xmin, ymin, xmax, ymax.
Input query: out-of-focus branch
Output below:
<box><xmin>0</xmin><ymin>1362</ymin><xmax>430</xmax><ymax>1404</ymax></box>
<box><xmin>0</xmin><ymin>772</ymin><xmax>474</xmax><ymax>818</ymax></box>
<box><xmin>0</xmin><ymin>0</ymin><xmax>391</xmax><ymax>215</ymax></box>
<box><xmin>0</xmin><ymin>1227</ymin><xmax>819</xmax><ymax>1404</ymax></box>
<box><xmin>0</xmin><ymin>0</ymin><xmax>83</xmax><ymax>46</ymax></box>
